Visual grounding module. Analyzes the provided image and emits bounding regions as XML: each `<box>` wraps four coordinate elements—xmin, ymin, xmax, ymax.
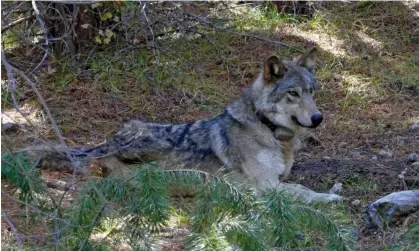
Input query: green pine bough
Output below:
<box><xmin>1</xmin><ymin>153</ymin><xmax>353</xmax><ymax>250</ymax></box>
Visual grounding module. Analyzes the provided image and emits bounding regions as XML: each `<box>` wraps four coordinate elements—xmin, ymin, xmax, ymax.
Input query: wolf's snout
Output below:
<box><xmin>310</xmin><ymin>113</ymin><xmax>323</xmax><ymax>127</ymax></box>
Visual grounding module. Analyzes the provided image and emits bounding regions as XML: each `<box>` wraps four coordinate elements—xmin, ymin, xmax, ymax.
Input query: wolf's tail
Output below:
<box><xmin>21</xmin><ymin>119</ymin><xmax>186</xmax><ymax>170</ymax></box>
<box><xmin>20</xmin><ymin>143</ymin><xmax>109</xmax><ymax>170</ymax></box>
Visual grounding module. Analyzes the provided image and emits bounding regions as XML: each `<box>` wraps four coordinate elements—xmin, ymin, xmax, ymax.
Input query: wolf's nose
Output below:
<box><xmin>311</xmin><ymin>113</ymin><xmax>323</xmax><ymax>127</ymax></box>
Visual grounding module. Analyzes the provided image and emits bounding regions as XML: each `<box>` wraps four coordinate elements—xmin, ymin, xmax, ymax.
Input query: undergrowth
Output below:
<box><xmin>1</xmin><ymin>153</ymin><xmax>354</xmax><ymax>250</ymax></box>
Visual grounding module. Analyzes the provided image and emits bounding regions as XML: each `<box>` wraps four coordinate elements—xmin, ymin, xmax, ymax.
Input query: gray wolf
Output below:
<box><xmin>35</xmin><ymin>47</ymin><xmax>341</xmax><ymax>203</ymax></box>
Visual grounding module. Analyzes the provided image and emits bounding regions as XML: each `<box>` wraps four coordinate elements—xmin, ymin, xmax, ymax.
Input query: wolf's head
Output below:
<box><xmin>252</xmin><ymin>47</ymin><xmax>322</xmax><ymax>134</ymax></box>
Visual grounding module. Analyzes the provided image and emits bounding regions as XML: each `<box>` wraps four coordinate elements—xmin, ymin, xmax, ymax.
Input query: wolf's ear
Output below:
<box><xmin>294</xmin><ymin>47</ymin><xmax>317</xmax><ymax>71</ymax></box>
<box><xmin>263</xmin><ymin>56</ymin><xmax>287</xmax><ymax>84</ymax></box>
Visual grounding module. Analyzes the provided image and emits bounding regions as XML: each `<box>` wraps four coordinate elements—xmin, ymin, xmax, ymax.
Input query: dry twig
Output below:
<box><xmin>2</xmin><ymin>213</ymin><xmax>24</xmax><ymax>251</ymax></box>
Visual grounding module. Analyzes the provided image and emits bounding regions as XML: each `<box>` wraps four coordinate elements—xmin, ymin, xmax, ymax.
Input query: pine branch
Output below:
<box><xmin>1</xmin><ymin>152</ymin><xmax>45</xmax><ymax>202</ymax></box>
<box><xmin>165</xmin><ymin>169</ymin><xmax>255</xmax><ymax>213</ymax></box>
<box><xmin>217</xmin><ymin>212</ymin><xmax>265</xmax><ymax>251</ymax></box>
<box><xmin>78</xmin><ymin>205</ymin><xmax>107</xmax><ymax>251</ymax></box>
<box><xmin>7</xmin><ymin>161</ymin><xmax>352</xmax><ymax>250</ymax></box>
<box><xmin>131</xmin><ymin>164</ymin><xmax>170</xmax><ymax>230</ymax></box>
<box><xmin>124</xmin><ymin>215</ymin><xmax>156</xmax><ymax>250</ymax></box>
<box><xmin>262</xmin><ymin>190</ymin><xmax>353</xmax><ymax>250</ymax></box>
<box><xmin>186</xmin><ymin>229</ymin><xmax>231</xmax><ymax>251</ymax></box>
<box><xmin>293</xmin><ymin>205</ymin><xmax>354</xmax><ymax>251</ymax></box>
<box><xmin>174</xmin><ymin>169</ymin><xmax>263</xmax><ymax>250</ymax></box>
<box><xmin>262</xmin><ymin>190</ymin><xmax>300</xmax><ymax>248</ymax></box>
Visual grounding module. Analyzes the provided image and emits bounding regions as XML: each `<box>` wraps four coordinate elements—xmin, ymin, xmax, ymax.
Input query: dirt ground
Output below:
<box><xmin>291</xmin><ymin>158</ymin><xmax>419</xmax><ymax>250</ymax></box>
<box><xmin>2</xmin><ymin>2</ymin><xmax>419</xmax><ymax>250</ymax></box>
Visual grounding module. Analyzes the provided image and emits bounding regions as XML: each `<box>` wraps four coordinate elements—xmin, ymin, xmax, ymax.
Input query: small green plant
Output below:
<box><xmin>405</xmin><ymin>222</ymin><xmax>419</xmax><ymax>249</ymax></box>
<box><xmin>1</xmin><ymin>84</ymin><xmax>11</xmax><ymax>108</ymax></box>
<box><xmin>54</xmin><ymin>59</ymin><xmax>77</xmax><ymax>88</ymax></box>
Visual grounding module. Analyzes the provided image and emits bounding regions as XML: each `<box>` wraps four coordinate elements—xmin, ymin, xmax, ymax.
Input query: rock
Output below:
<box><xmin>378</xmin><ymin>150</ymin><xmax>392</xmax><ymax>158</ymax></box>
<box><xmin>338</xmin><ymin>142</ymin><xmax>347</xmax><ymax>148</ymax></box>
<box><xmin>351</xmin><ymin>199</ymin><xmax>361</xmax><ymax>207</ymax></box>
<box><xmin>365</xmin><ymin>190</ymin><xmax>419</xmax><ymax>228</ymax></box>
<box><xmin>230</xmin><ymin>244</ymin><xmax>243</xmax><ymax>251</ymax></box>
<box><xmin>322</xmin><ymin>156</ymin><xmax>331</xmax><ymax>161</ymax></box>
<box><xmin>329</xmin><ymin>183</ymin><xmax>343</xmax><ymax>195</ymax></box>
<box><xmin>411</xmin><ymin>123</ymin><xmax>419</xmax><ymax>130</ymax></box>
<box><xmin>349</xmin><ymin>150</ymin><xmax>361</xmax><ymax>158</ymax></box>
<box><xmin>362</xmin><ymin>54</ymin><xmax>371</xmax><ymax>60</ymax></box>
<box><xmin>407</xmin><ymin>153</ymin><xmax>418</xmax><ymax>163</ymax></box>
<box><xmin>412</xmin><ymin>162</ymin><xmax>419</xmax><ymax>168</ymax></box>
<box><xmin>371</xmin><ymin>156</ymin><xmax>378</xmax><ymax>161</ymax></box>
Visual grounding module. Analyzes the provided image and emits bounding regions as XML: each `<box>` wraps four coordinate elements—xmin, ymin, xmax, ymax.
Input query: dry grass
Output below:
<box><xmin>2</xmin><ymin>2</ymin><xmax>419</xmax><ymax>250</ymax></box>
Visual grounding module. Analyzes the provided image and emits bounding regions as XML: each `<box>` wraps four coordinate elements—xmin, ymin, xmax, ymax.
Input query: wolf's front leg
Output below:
<box><xmin>254</xmin><ymin>172</ymin><xmax>342</xmax><ymax>203</ymax></box>
<box><xmin>273</xmin><ymin>182</ymin><xmax>342</xmax><ymax>203</ymax></box>
<box><xmin>243</xmin><ymin>153</ymin><xmax>342</xmax><ymax>203</ymax></box>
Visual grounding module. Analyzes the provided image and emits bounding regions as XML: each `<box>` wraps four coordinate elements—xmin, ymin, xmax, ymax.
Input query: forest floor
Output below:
<box><xmin>2</xmin><ymin>2</ymin><xmax>419</xmax><ymax>250</ymax></box>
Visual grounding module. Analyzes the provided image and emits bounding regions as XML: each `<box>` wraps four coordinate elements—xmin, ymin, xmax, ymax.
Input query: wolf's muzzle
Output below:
<box><xmin>292</xmin><ymin>113</ymin><xmax>323</xmax><ymax>128</ymax></box>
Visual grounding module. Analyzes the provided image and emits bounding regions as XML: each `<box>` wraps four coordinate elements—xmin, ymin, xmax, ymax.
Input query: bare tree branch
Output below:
<box><xmin>1</xmin><ymin>53</ymin><xmax>26</xmax><ymax>116</ymax></box>
<box><xmin>3</xmin><ymin>52</ymin><xmax>115</xmax><ymax>217</ymax></box>
<box><xmin>2</xmin><ymin>2</ymin><xmax>29</xmax><ymax>19</ymax></box>
<box><xmin>57</xmin><ymin>3</ymin><xmax>77</xmax><ymax>70</ymax></box>
<box><xmin>2</xmin><ymin>212</ymin><xmax>24</xmax><ymax>251</ymax></box>
<box><xmin>1</xmin><ymin>15</ymin><xmax>35</xmax><ymax>33</ymax></box>
<box><xmin>1</xmin><ymin>52</ymin><xmax>84</xmax><ymax>196</ymax></box>
<box><xmin>31</xmin><ymin>0</ymin><xmax>50</xmax><ymax>73</ymax></box>
<box><xmin>53</xmin><ymin>0</ymin><xmax>100</xmax><ymax>4</ymax></box>
<box><xmin>2</xmin><ymin>53</ymin><xmax>66</xmax><ymax>149</ymax></box>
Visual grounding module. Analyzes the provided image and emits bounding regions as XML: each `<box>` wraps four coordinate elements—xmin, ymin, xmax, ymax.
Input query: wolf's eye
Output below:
<box><xmin>288</xmin><ymin>91</ymin><xmax>299</xmax><ymax>97</ymax></box>
<box><xmin>309</xmin><ymin>88</ymin><xmax>314</xmax><ymax>94</ymax></box>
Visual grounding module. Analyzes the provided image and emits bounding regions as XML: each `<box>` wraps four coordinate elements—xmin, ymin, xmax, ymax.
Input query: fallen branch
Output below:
<box><xmin>46</xmin><ymin>180</ymin><xmax>72</xmax><ymax>191</ymax></box>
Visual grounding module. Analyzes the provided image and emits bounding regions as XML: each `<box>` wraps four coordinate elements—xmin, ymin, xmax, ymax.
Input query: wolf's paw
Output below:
<box><xmin>313</xmin><ymin>193</ymin><xmax>343</xmax><ymax>203</ymax></box>
<box><xmin>324</xmin><ymin>193</ymin><xmax>343</xmax><ymax>202</ymax></box>
<box><xmin>328</xmin><ymin>183</ymin><xmax>343</xmax><ymax>195</ymax></box>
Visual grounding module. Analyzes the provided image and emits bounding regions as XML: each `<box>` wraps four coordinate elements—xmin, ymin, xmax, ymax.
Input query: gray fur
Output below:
<box><xmin>33</xmin><ymin>48</ymin><xmax>342</xmax><ymax>203</ymax></box>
